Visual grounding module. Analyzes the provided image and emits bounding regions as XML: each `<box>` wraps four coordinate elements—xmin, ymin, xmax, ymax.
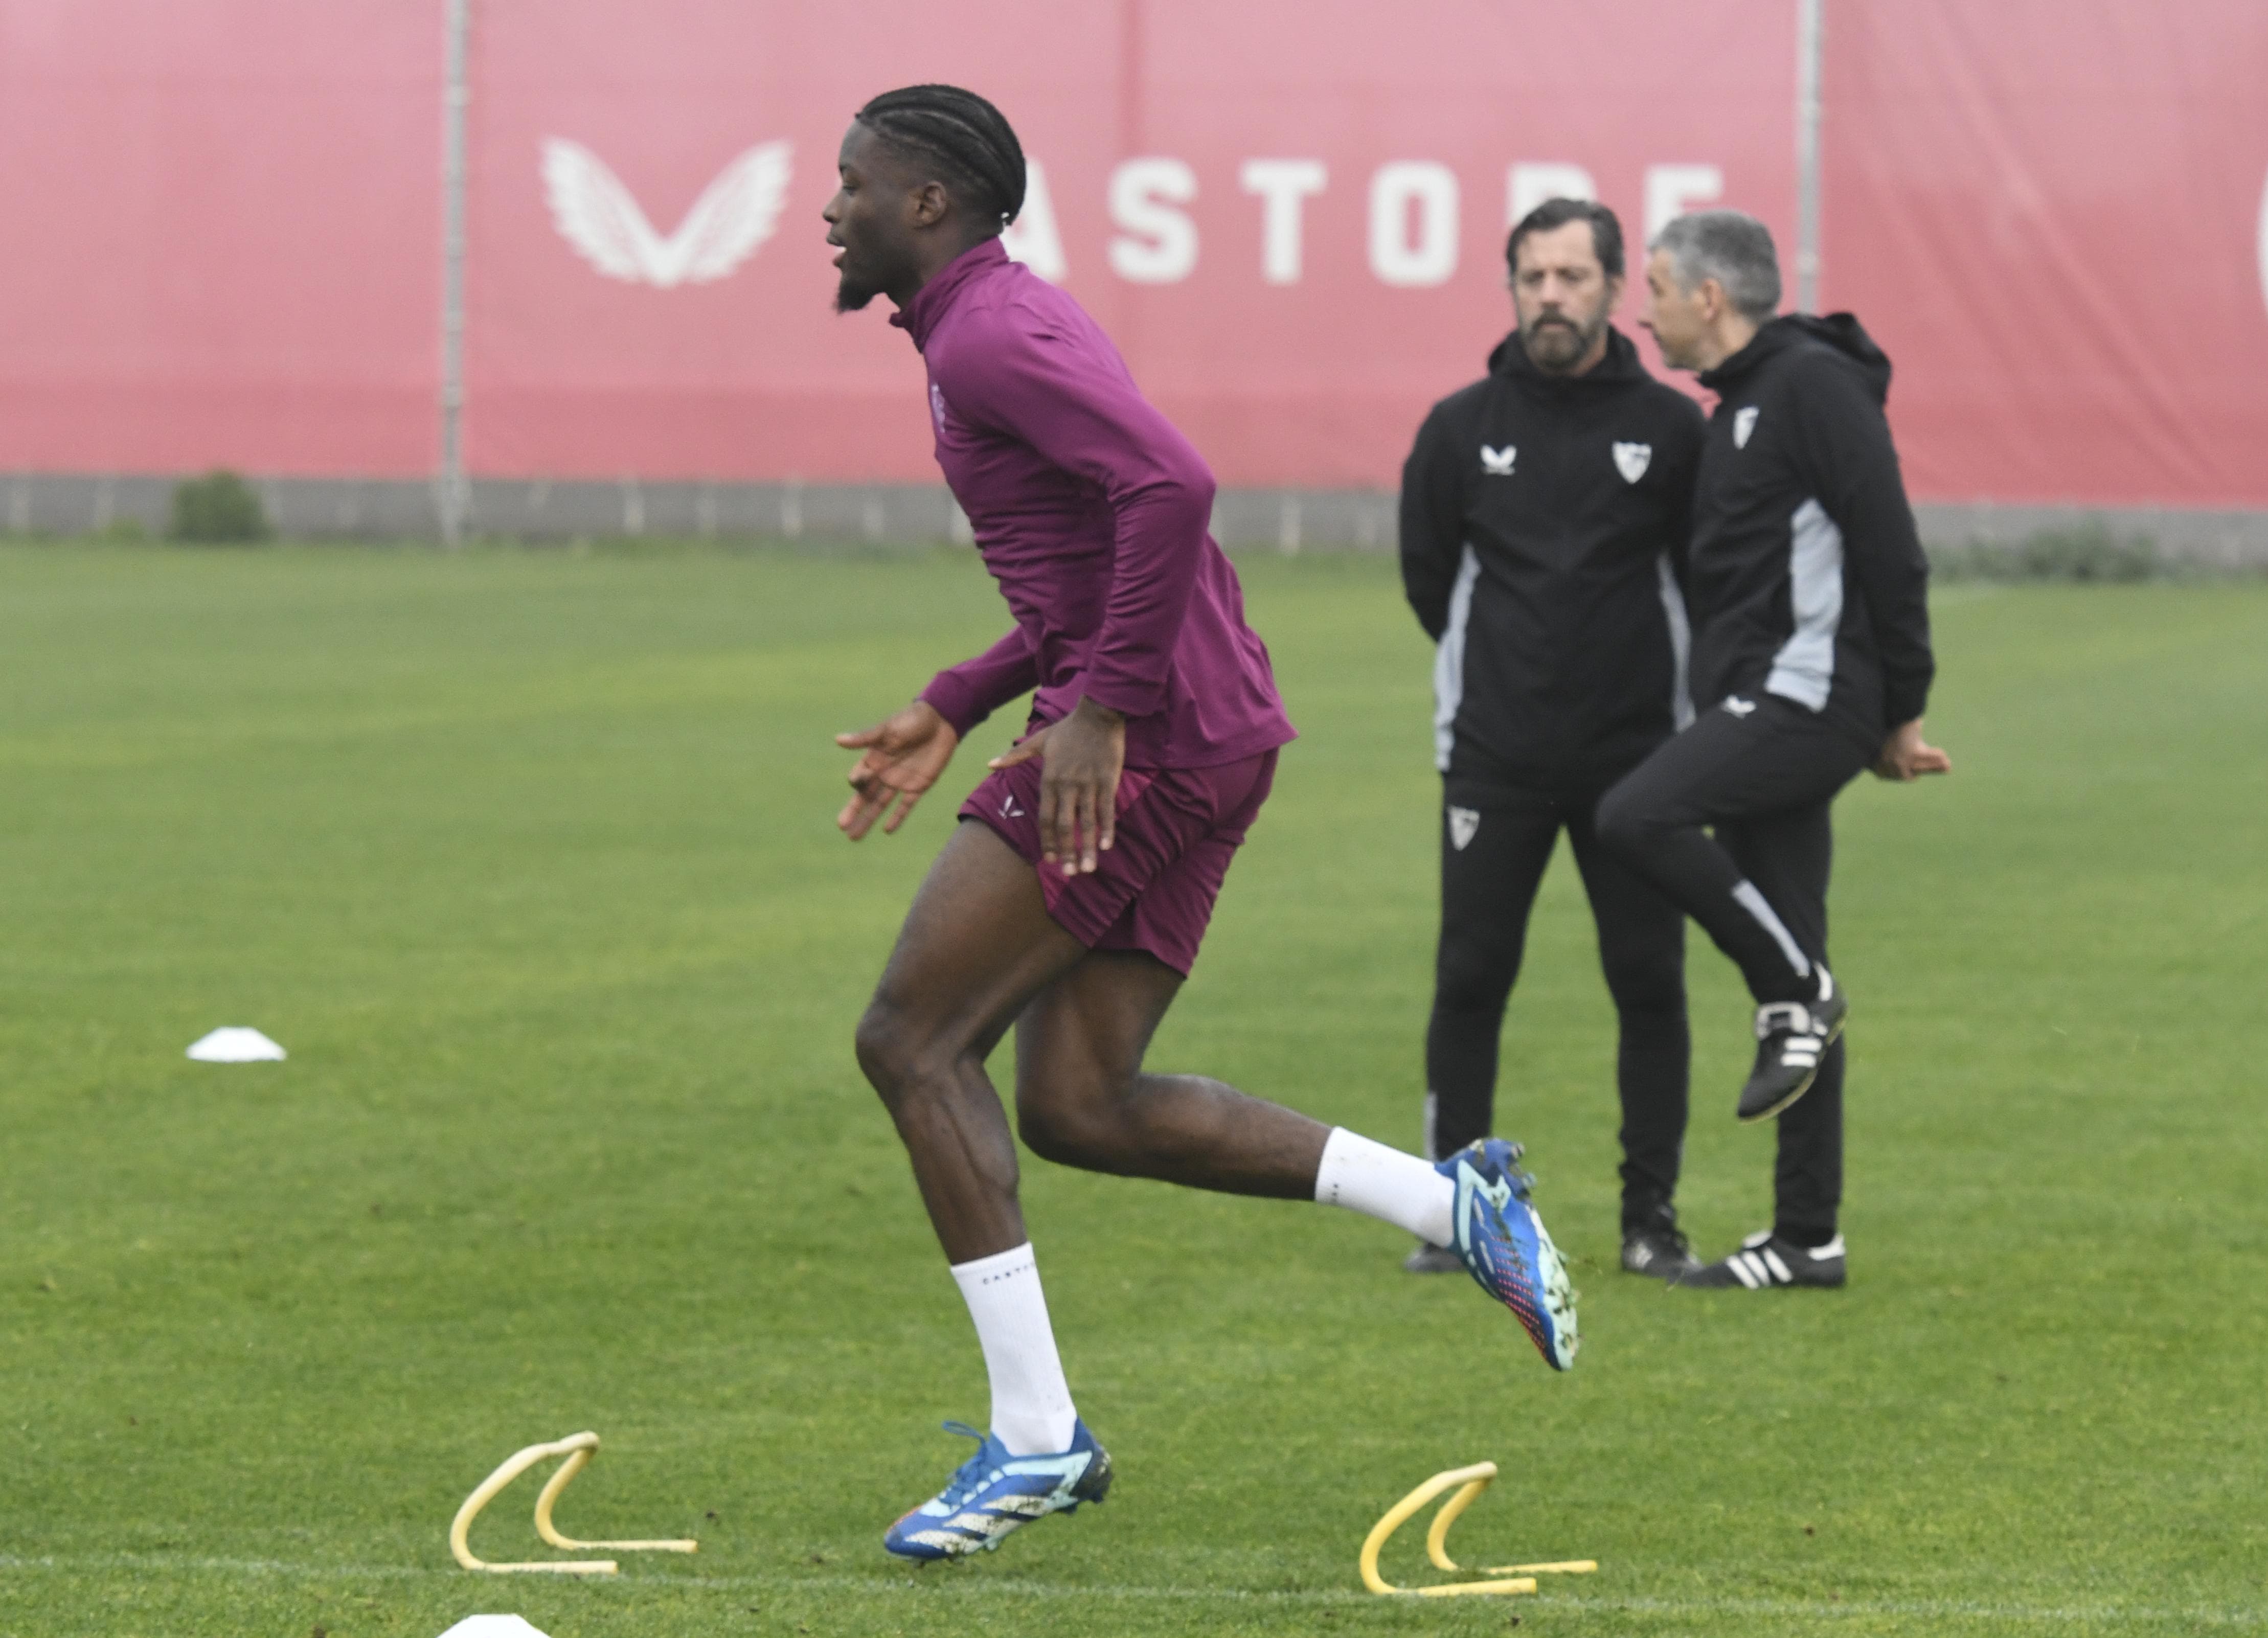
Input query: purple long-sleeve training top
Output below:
<box><xmin>893</xmin><ymin>239</ymin><xmax>1296</xmax><ymax>771</ymax></box>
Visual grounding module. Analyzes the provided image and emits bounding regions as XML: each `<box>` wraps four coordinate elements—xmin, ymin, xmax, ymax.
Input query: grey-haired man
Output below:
<box><xmin>1596</xmin><ymin>210</ymin><xmax>1949</xmax><ymax>1289</ymax></box>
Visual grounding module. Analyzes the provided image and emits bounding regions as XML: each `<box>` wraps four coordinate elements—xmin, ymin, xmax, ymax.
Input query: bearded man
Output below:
<box><xmin>1399</xmin><ymin>198</ymin><xmax>1709</xmax><ymax>1281</ymax></box>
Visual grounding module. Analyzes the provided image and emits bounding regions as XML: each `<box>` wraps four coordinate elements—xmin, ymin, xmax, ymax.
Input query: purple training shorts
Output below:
<box><xmin>958</xmin><ymin>748</ymin><xmax>1279</xmax><ymax>976</ymax></box>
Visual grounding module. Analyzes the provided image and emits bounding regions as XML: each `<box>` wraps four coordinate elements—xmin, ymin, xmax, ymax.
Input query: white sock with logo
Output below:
<box><xmin>949</xmin><ymin>1243</ymin><xmax>1078</xmax><ymax>1457</ymax></box>
<box><xmin>1313</xmin><ymin>1127</ymin><xmax>1458</xmax><ymax>1247</ymax></box>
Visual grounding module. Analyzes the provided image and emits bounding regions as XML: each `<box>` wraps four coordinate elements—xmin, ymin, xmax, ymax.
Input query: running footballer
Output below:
<box><xmin>821</xmin><ymin>84</ymin><xmax>1578</xmax><ymax>1561</ymax></box>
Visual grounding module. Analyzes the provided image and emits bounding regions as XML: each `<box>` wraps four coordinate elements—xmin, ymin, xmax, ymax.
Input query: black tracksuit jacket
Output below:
<box><xmin>1688</xmin><ymin>313</ymin><xmax>1935</xmax><ymax>752</ymax></box>
<box><xmin>1399</xmin><ymin>326</ymin><xmax>1707</xmax><ymax>795</ymax></box>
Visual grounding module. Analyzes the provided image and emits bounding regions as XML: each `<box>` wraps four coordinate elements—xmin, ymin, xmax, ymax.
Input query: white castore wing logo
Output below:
<box><xmin>1613</xmin><ymin>441</ymin><xmax>1652</xmax><ymax>483</ymax></box>
<box><xmin>1733</xmin><ymin>406</ymin><xmax>1760</xmax><ymax>449</ymax></box>
<box><xmin>543</xmin><ymin>138</ymin><xmax>792</xmax><ymax>288</ymax></box>
<box><xmin>1447</xmin><ymin>806</ymin><xmax>1481</xmax><ymax>851</ymax></box>
<box><xmin>1480</xmin><ymin>445</ymin><xmax>1517</xmax><ymax>476</ymax></box>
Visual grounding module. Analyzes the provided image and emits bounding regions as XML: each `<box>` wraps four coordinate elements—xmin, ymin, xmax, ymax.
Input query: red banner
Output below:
<box><xmin>463</xmin><ymin>0</ymin><xmax>1794</xmax><ymax>487</ymax></box>
<box><xmin>1824</xmin><ymin>1</ymin><xmax>2268</xmax><ymax>506</ymax></box>
<box><xmin>0</xmin><ymin>1</ymin><xmax>2262</xmax><ymax>506</ymax></box>
<box><xmin>0</xmin><ymin>1</ymin><xmax>441</xmax><ymax>476</ymax></box>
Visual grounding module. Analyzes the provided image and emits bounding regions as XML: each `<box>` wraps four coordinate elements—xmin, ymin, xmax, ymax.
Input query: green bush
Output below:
<box><xmin>167</xmin><ymin>470</ymin><xmax>271</xmax><ymax>543</ymax></box>
<box><xmin>1932</xmin><ymin>520</ymin><xmax>2159</xmax><ymax>582</ymax></box>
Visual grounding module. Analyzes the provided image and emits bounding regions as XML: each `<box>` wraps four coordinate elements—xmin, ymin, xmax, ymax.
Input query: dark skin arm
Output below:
<box><xmin>989</xmin><ymin>696</ymin><xmax>1125</xmax><ymax>874</ymax></box>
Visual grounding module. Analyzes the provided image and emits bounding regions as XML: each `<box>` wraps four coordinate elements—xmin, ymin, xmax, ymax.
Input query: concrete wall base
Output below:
<box><xmin>7</xmin><ymin>471</ymin><xmax>2266</xmax><ymax>568</ymax></box>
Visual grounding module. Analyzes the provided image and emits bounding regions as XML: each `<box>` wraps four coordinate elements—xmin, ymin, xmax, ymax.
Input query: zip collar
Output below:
<box><xmin>889</xmin><ymin>238</ymin><xmax>1010</xmax><ymax>353</ymax></box>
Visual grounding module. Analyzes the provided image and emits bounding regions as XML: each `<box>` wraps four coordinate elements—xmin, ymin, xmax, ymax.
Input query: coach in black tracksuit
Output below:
<box><xmin>1400</xmin><ymin>199</ymin><xmax>1708</xmax><ymax>1279</ymax></box>
<box><xmin>1599</xmin><ymin>210</ymin><xmax>1947</xmax><ymax>1290</ymax></box>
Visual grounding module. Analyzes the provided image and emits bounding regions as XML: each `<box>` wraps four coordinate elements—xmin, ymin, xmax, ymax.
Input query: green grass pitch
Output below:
<box><xmin>2</xmin><ymin>542</ymin><xmax>2261</xmax><ymax>1637</ymax></box>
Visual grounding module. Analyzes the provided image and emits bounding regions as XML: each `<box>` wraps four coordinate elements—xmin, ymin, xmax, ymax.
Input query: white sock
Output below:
<box><xmin>949</xmin><ymin>1243</ymin><xmax>1078</xmax><ymax>1457</ymax></box>
<box><xmin>1313</xmin><ymin>1127</ymin><xmax>1458</xmax><ymax>1247</ymax></box>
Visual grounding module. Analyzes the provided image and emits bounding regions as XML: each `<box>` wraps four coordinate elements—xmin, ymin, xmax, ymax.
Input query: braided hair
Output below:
<box><xmin>854</xmin><ymin>84</ymin><xmax>1026</xmax><ymax>230</ymax></box>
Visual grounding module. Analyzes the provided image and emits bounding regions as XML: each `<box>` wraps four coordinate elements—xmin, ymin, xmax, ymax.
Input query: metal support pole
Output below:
<box><xmin>438</xmin><ymin>0</ymin><xmax>470</xmax><ymax>545</ymax></box>
<box><xmin>1794</xmin><ymin>0</ymin><xmax>1825</xmax><ymax>313</ymax></box>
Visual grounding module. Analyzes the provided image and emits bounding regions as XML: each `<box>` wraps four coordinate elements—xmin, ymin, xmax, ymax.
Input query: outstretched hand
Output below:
<box><xmin>1873</xmin><ymin>718</ymin><xmax>1952</xmax><ymax>781</ymax></box>
<box><xmin>836</xmin><ymin>700</ymin><xmax>959</xmax><ymax>840</ymax></box>
<box><xmin>990</xmin><ymin>696</ymin><xmax>1125</xmax><ymax>874</ymax></box>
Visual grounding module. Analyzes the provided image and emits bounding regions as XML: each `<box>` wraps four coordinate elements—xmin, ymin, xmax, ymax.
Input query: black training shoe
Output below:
<box><xmin>1402</xmin><ymin>1240</ymin><xmax>1465</xmax><ymax>1275</ymax></box>
<box><xmin>1737</xmin><ymin>969</ymin><xmax>1849</xmax><ymax>1122</ymax></box>
<box><xmin>1621</xmin><ymin>1223</ymin><xmax>1703</xmax><ymax>1280</ymax></box>
<box><xmin>1673</xmin><ymin>1230</ymin><xmax>1847</xmax><ymax>1289</ymax></box>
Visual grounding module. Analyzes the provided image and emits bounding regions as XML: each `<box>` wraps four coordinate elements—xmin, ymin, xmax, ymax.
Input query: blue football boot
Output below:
<box><xmin>1436</xmin><ymin>1138</ymin><xmax>1580</xmax><ymax>1370</ymax></box>
<box><xmin>882</xmin><ymin>1419</ymin><xmax>1113</xmax><ymax>1560</ymax></box>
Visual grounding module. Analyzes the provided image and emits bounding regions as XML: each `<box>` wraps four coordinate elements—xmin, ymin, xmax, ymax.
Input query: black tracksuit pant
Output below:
<box><xmin>1426</xmin><ymin>778</ymin><xmax>1689</xmax><ymax>1232</ymax></box>
<box><xmin>1595</xmin><ymin>695</ymin><xmax>1872</xmax><ymax>1244</ymax></box>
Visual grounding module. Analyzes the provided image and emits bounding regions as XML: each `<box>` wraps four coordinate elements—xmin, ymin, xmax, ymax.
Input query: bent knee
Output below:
<box><xmin>1016</xmin><ymin>1086</ymin><xmax>1128</xmax><ymax>1170</ymax></box>
<box><xmin>1015</xmin><ymin>1100</ymin><xmax>1086</xmax><ymax>1167</ymax></box>
<box><xmin>1593</xmin><ymin>781</ymin><xmax>1660</xmax><ymax>855</ymax></box>
<box><xmin>854</xmin><ymin>1000</ymin><xmax>951</xmax><ymax>1102</ymax></box>
<box><xmin>852</xmin><ymin>1004</ymin><xmax>903</xmax><ymax>1091</ymax></box>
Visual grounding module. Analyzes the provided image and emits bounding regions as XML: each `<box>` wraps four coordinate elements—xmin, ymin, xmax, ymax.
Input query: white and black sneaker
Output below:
<box><xmin>1621</xmin><ymin>1223</ymin><xmax>1703</xmax><ymax>1280</ymax></box>
<box><xmin>1674</xmin><ymin>1229</ymin><xmax>1847</xmax><ymax>1289</ymax></box>
<box><xmin>1737</xmin><ymin>968</ymin><xmax>1849</xmax><ymax>1123</ymax></box>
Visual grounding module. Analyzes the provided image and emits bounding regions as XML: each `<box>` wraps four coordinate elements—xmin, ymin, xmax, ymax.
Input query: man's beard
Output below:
<box><xmin>833</xmin><ymin>272</ymin><xmax>882</xmax><ymax>314</ymax></box>
<box><xmin>1521</xmin><ymin>312</ymin><xmax>1604</xmax><ymax>372</ymax></box>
